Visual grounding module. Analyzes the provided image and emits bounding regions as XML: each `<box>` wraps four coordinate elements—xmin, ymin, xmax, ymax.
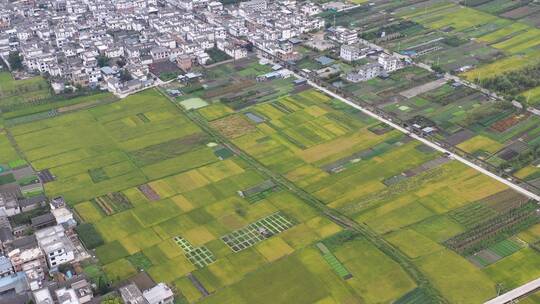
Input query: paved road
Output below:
<box><xmin>484</xmin><ymin>277</ymin><xmax>540</xmax><ymax>304</ymax></box>
<box><xmin>300</xmin><ymin>76</ymin><xmax>540</xmax><ymax>202</ymax></box>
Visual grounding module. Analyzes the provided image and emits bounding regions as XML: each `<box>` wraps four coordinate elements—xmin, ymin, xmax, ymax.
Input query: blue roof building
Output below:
<box><xmin>0</xmin><ymin>256</ymin><xmax>13</xmax><ymax>277</ymax></box>
<box><xmin>0</xmin><ymin>272</ymin><xmax>28</xmax><ymax>295</ymax></box>
<box><xmin>316</xmin><ymin>56</ymin><xmax>334</xmax><ymax>66</ymax></box>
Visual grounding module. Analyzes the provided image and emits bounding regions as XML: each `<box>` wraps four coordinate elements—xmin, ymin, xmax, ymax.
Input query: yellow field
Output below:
<box><xmin>492</xmin><ymin>29</ymin><xmax>540</xmax><ymax>54</ymax></box>
<box><xmin>74</xmin><ymin>201</ymin><xmax>103</xmax><ymax>223</ymax></box>
<box><xmin>521</xmin><ymin>86</ymin><xmax>540</xmax><ymax>106</ymax></box>
<box><xmin>478</xmin><ymin>23</ymin><xmax>530</xmax><ymax>44</ymax></box>
<box><xmin>457</xmin><ymin>135</ymin><xmax>504</xmax><ymax>154</ymax></box>
<box><xmin>296</xmin><ymin>130</ymin><xmax>396</xmax><ymax>163</ymax></box>
<box><xmin>416</xmin><ymin>251</ymin><xmax>496</xmax><ymax>303</ymax></box>
<box><xmin>255</xmin><ymin>237</ymin><xmax>294</xmax><ymax>262</ymax></box>
<box><xmin>462</xmin><ymin>53</ymin><xmax>540</xmax><ymax>80</ymax></box>
<box><xmin>386</xmin><ymin>229</ymin><xmax>444</xmax><ymax>259</ymax></box>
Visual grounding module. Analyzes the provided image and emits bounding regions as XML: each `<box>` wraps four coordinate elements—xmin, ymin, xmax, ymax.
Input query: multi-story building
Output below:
<box><xmin>8</xmin><ymin>248</ymin><xmax>47</xmax><ymax>279</ymax></box>
<box><xmin>340</xmin><ymin>43</ymin><xmax>370</xmax><ymax>62</ymax></box>
<box><xmin>120</xmin><ymin>283</ymin><xmax>147</xmax><ymax>304</ymax></box>
<box><xmin>346</xmin><ymin>63</ymin><xmax>382</xmax><ymax>82</ymax></box>
<box><xmin>239</xmin><ymin>0</ymin><xmax>267</xmax><ymax>12</ymax></box>
<box><xmin>328</xmin><ymin>26</ymin><xmax>358</xmax><ymax>45</ymax></box>
<box><xmin>143</xmin><ymin>283</ymin><xmax>174</xmax><ymax>304</ymax></box>
<box><xmin>0</xmin><ymin>192</ymin><xmax>21</xmax><ymax>217</ymax></box>
<box><xmin>0</xmin><ymin>209</ymin><xmax>13</xmax><ymax>251</ymax></box>
<box><xmin>34</xmin><ymin>225</ymin><xmax>75</xmax><ymax>271</ymax></box>
<box><xmin>378</xmin><ymin>53</ymin><xmax>401</xmax><ymax>72</ymax></box>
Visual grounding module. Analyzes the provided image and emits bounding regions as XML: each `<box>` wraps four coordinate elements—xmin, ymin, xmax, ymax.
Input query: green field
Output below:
<box><xmin>4</xmin><ymin>78</ymin><xmax>424</xmax><ymax>302</ymax></box>
<box><xmin>0</xmin><ymin>131</ymin><xmax>19</xmax><ymax>164</ymax></box>
<box><xmin>10</xmin><ymin>89</ymin><xmax>213</xmax><ymax>203</ymax></box>
<box><xmin>198</xmin><ymin>86</ymin><xmax>530</xmax><ymax>303</ymax></box>
<box><xmin>4</xmin><ymin>56</ymin><xmax>540</xmax><ymax>304</ymax></box>
<box><xmin>0</xmin><ymin>72</ymin><xmax>51</xmax><ymax>109</ymax></box>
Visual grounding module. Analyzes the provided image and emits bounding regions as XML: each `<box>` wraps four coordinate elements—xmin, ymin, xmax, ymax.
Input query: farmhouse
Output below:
<box><xmin>120</xmin><ymin>283</ymin><xmax>147</xmax><ymax>304</ymax></box>
<box><xmin>34</xmin><ymin>225</ymin><xmax>75</xmax><ymax>271</ymax></box>
<box><xmin>0</xmin><ymin>192</ymin><xmax>20</xmax><ymax>217</ymax></box>
<box><xmin>31</xmin><ymin>213</ymin><xmax>57</xmax><ymax>230</ymax></box>
<box><xmin>8</xmin><ymin>240</ymin><xmax>47</xmax><ymax>282</ymax></box>
<box><xmin>340</xmin><ymin>43</ymin><xmax>370</xmax><ymax>62</ymax></box>
<box><xmin>327</xmin><ymin>26</ymin><xmax>358</xmax><ymax>45</ymax></box>
<box><xmin>346</xmin><ymin>63</ymin><xmax>382</xmax><ymax>82</ymax></box>
<box><xmin>143</xmin><ymin>283</ymin><xmax>174</xmax><ymax>304</ymax></box>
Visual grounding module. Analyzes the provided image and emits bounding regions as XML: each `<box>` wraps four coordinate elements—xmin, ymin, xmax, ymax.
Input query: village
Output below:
<box><xmin>1</xmin><ymin>0</ymin><xmax>540</xmax><ymax>303</ymax></box>
<box><xmin>0</xmin><ymin>0</ymin><xmax>403</xmax><ymax>96</ymax></box>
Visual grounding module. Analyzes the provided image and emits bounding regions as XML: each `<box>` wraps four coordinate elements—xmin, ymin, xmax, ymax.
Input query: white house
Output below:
<box><xmin>34</xmin><ymin>225</ymin><xmax>75</xmax><ymax>271</ymax></box>
<box><xmin>0</xmin><ymin>193</ymin><xmax>20</xmax><ymax>217</ymax></box>
<box><xmin>340</xmin><ymin>43</ymin><xmax>369</xmax><ymax>62</ymax></box>
<box><xmin>55</xmin><ymin>287</ymin><xmax>80</xmax><ymax>304</ymax></box>
<box><xmin>378</xmin><ymin>53</ymin><xmax>401</xmax><ymax>72</ymax></box>
<box><xmin>143</xmin><ymin>283</ymin><xmax>174</xmax><ymax>304</ymax></box>
<box><xmin>51</xmin><ymin>208</ymin><xmax>75</xmax><ymax>226</ymax></box>
<box><xmin>346</xmin><ymin>63</ymin><xmax>382</xmax><ymax>82</ymax></box>
<box><xmin>328</xmin><ymin>26</ymin><xmax>358</xmax><ymax>45</ymax></box>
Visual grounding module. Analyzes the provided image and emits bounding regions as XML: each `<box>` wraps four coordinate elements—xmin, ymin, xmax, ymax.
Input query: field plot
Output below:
<box><xmin>174</xmin><ymin>236</ymin><xmax>216</xmax><ymax>268</ymax></box>
<box><xmin>197</xmin><ymin>82</ymin><xmax>540</xmax><ymax>303</ymax></box>
<box><xmin>399</xmin><ymin>4</ymin><xmax>504</xmax><ymax>33</ymax></box>
<box><xmin>468</xmin><ymin>238</ymin><xmax>523</xmax><ymax>267</ymax></box>
<box><xmin>0</xmin><ymin>131</ymin><xmax>19</xmax><ymax>164</ymax></box>
<box><xmin>484</xmin><ymin>247</ymin><xmax>540</xmax><ymax>289</ymax></box>
<box><xmin>92</xmin><ymin>192</ymin><xmax>133</xmax><ymax>215</ymax></box>
<box><xmin>50</xmin><ymin>85</ymin><xmax>415</xmax><ymax>303</ymax></box>
<box><xmin>0</xmin><ymin>72</ymin><xmax>51</xmax><ymax>110</ymax></box>
<box><xmin>393</xmin><ymin>0</ymin><xmax>540</xmax><ymax>82</ymax></box>
<box><xmin>9</xmin><ymin>89</ymin><xmax>215</xmax><ymax>203</ymax></box>
<box><xmin>316</xmin><ymin>242</ymin><xmax>352</xmax><ymax>279</ymax></box>
<box><xmin>16</xmin><ymin>53</ymin><xmax>540</xmax><ymax>304</ymax></box>
<box><xmin>221</xmin><ymin>212</ymin><xmax>295</xmax><ymax>252</ymax></box>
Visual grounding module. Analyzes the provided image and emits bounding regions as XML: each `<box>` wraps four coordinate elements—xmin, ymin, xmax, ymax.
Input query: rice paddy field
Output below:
<box><xmin>196</xmin><ymin>84</ymin><xmax>540</xmax><ymax>303</ymax></box>
<box><xmin>386</xmin><ymin>0</ymin><xmax>540</xmax><ymax>80</ymax></box>
<box><xmin>0</xmin><ymin>72</ymin><xmax>418</xmax><ymax>302</ymax></box>
<box><xmin>7</xmin><ymin>89</ymin><xmax>219</xmax><ymax>203</ymax></box>
<box><xmin>3</xmin><ymin>55</ymin><xmax>540</xmax><ymax>303</ymax></box>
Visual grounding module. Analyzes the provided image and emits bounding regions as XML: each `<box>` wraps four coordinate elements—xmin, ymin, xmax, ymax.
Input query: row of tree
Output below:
<box><xmin>478</xmin><ymin>63</ymin><xmax>540</xmax><ymax>99</ymax></box>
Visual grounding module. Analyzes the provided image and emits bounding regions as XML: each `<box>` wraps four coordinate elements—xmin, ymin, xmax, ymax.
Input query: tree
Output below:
<box><xmin>58</xmin><ymin>263</ymin><xmax>71</xmax><ymax>274</ymax></box>
<box><xmin>119</xmin><ymin>69</ymin><xmax>132</xmax><ymax>82</ymax></box>
<box><xmin>8</xmin><ymin>51</ymin><xmax>23</xmax><ymax>70</ymax></box>
<box><xmin>431</xmin><ymin>65</ymin><xmax>444</xmax><ymax>74</ymax></box>
<box><xmin>97</xmin><ymin>55</ymin><xmax>109</xmax><ymax>68</ymax></box>
<box><xmin>116</xmin><ymin>57</ymin><xmax>126</xmax><ymax>68</ymax></box>
<box><xmin>97</xmin><ymin>276</ymin><xmax>111</xmax><ymax>295</ymax></box>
